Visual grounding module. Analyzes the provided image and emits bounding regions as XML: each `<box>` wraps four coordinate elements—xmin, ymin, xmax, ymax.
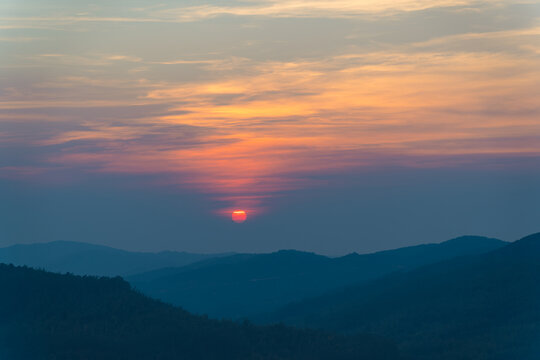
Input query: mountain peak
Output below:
<box><xmin>273</xmin><ymin>249</ymin><xmax>322</xmax><ymax>257</ymax></box>
<box><xmin>439</xmin><ymin>235</ymin><xmax>505</xmax><ymax>247</ymax></box>
<box><xmin>517</xmin><ymin>232</ymin><xmax>540</xmax><ymax>243</ymax></box>
<box><xmin>508</xmin><ymin>232</ymin><xmax>540</xmax><ymax>252</ymax></box>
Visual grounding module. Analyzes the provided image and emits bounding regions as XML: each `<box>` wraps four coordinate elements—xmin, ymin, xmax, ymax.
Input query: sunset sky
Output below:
<box><xmin>1</xmin><ymin>0</ymin><xmax>539</xmax><ymax>254</ymax></box>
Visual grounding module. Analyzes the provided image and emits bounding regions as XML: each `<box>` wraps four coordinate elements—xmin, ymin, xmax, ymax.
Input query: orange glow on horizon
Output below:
<box><xmin>44</xmin><ymin>49</ymin><xmax>540</xmax><ymax>216</ymax></box>
<box><xmin>2</xmin><ymin>11</ymin><xmax>539</xmax><ymax>218</ymax></box>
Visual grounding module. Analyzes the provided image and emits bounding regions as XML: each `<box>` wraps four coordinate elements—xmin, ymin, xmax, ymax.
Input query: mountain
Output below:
<box><xmin>128</xmin><ymin>236</ymin><xmax>506</xmax><ymax>318</ymax></box>
<box><xmin>0</xmin><ymin>264</ymin><xmax>399</xmax><ymax>360</ymax></box>
<box><xmin>0</xmin><ymin>241</ymin><xmax>229</xmax><ymax>277</ymax></box>
<box><xmin>267</xmin><ymin>233</ymin><xmax>540</xmax><ymax>360</ymax></box>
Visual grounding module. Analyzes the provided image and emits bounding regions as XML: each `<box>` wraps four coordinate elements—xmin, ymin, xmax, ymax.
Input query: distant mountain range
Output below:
<box><xmin>0</xmin><ymin>237</ymin><xmax>507</xmax><ymax>319</ymax></box>
<box><xmin>264</xmin><ymin>233</ymin><xmax>540</xmax><ymax>360</ymax></box>
<box><xmin>128</xmin><ymin>236</ymin><xmax>506</xmax><ymax>318</ymax></box>
<box><xmin>0</xmin><ymin>241</ymin><xmax>230</xmax><ymax>277</ymax></box>
<box><xmin>0</xmin><ymin>264</ymin><xmax>398</xmax><ymax>360</ymax></box>
<box><xmin>1</xmin><ymin>233</ymin><xmax>539</xmax><ymax>359</ymax></box>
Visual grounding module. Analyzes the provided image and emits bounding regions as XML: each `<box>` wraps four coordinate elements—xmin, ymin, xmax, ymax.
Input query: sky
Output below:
<box><xmin>0</xmin><ymin>0</ymin><xmax>539</xmax><ymax>255</ymax></box>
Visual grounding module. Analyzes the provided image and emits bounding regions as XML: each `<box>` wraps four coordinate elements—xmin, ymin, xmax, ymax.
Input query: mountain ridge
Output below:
<box><xmin>0</xmin><ymin>240</ymin><xmax>232</xmax><ymax>277</ymax></box>
<box><xmin>264</xmin><ymin>232</ymin><xmax>540</xmax><ymax>360</ymax></box>
<box><xmin>128</xmin><ymin>235</ymin><xmax>506</xmax><ymax>318</ymax></box>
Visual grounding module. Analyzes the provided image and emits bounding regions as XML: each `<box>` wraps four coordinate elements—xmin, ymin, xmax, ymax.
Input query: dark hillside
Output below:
<box><xmin>0</xmin><ymin>264</ymin><xmax>398</xmax><ymax>360</ymax></box>
<box><xmin>268</xmin><ymin>233</ymin><xmax>540</xmax><ymax>360</ymax></box>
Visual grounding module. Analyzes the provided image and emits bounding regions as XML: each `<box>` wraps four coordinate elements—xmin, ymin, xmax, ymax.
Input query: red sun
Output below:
<box><xmin>232</xmin><ymin>210</ymin><xmax>247</xmax><ymax>223</ymax></box>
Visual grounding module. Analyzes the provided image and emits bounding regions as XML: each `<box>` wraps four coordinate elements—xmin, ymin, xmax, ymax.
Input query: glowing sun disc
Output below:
<box><xmin>232</xmin><ymin>210</ymin><xmax>247</xmax><ymax>223</ymax></box>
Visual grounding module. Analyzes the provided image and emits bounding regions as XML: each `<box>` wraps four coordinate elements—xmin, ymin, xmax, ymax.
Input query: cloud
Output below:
<box><xmin>1</xmin><ymin>0</ymin><xmax>525</xmax><ymax>26</ymax></box>
<box><xmin>15</xmin><ymin>46</ymin><xmax>534</xmax><ymax>212</ymax></box>
<box><xmin>150</xmin><ymin>0</ymin><xmax>506</xmax><ymax>21</ymax></box>
<box><xmin>1</xmin><ymin>0</ymin><xmax>538</xmax><ymax>214</ymax></box>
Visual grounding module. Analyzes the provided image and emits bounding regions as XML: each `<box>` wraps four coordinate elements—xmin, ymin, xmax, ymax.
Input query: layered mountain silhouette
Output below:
<box><xmin>2</xmin><ymin>233</ymin><xmax>539</xmax><ymax>359</ymax></box>
<box><xmin>0</xmin><ymin>264</ymin><xmax>398</xmax><ymax>360</ymax></box>
<box><xmin>0</xmin><ymin>241</ymin><xmax>229</xmax><ymax>277</ymax></box>
<box><xmin>128</xmin><ymin>236</ymin><xmax>506</xmax><ymax>318</ymax></box>
<box><xmin>265</xmin><ymin>233</ymin><xmax>540</xmax><ymax>360</ymax></box>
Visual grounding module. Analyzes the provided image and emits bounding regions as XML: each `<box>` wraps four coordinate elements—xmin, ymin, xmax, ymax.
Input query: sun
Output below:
<box><xmin>232</xmin><ymin>210</ymin><xmax>247</xmax><ymax>223</ymax></box>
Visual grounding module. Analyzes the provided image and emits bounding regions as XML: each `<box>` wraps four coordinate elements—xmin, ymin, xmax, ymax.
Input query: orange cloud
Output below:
<box><xmin>2</xmin><ymin>21</ymin><xmax>539</xmax><ymax>215</ymax></box>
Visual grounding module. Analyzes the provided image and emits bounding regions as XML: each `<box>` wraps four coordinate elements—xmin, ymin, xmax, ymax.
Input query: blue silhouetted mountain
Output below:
<box><xmin>0</xmin><ymin>264</ymin><xmax>399</xmax><ymax>360</ymax></box>
<box><xmin>128</xmin><ymin>236</ymin><xmax>506</xmax><ymax>318</ymax></box>
<box><xmin>0</xmin><ymin>241</ymin><xmax>230</xmax><ymax>277</ymax></box>
<box><xmin>265</xmin><ymin>232</ymin><xmax>540</xmax><ymax>360</ymax></box>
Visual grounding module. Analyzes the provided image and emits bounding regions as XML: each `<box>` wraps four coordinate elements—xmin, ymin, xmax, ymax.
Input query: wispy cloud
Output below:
<box><xmin>0</xmin><ymin>0</ymin><xmax>519</xmax><ymax>26</ymax></box>
<box><xmin>15</xmin><ymin>46</ymin><xmax>536</xmax><ymax>212</ymax></box>
<box><xmin>1</xmin><ymin>0</ymin><xmax>538</xmax><ymax>214</ymax></box>
<box><xmin>151</xmin><ymin>0</ymin><xmax>482</xmax><ymax>21</ymax></box>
